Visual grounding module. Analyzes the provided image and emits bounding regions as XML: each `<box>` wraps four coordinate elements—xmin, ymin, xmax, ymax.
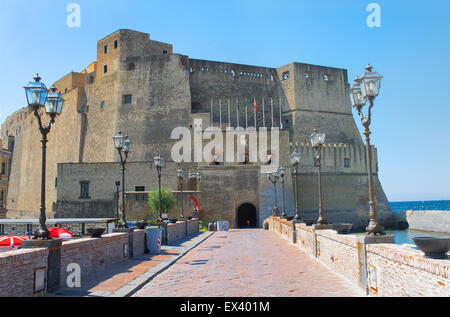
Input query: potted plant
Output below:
<box><xmin>148</xmin><ymin>187</ymin><xmax>176</xmax><ymax>227</ymax></box>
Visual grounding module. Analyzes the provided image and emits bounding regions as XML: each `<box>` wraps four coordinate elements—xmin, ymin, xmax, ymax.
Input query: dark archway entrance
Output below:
<box><xmin>236</xmin><ymin>203</ymin><xmax>258</xmax><ymax>228</ymax></box>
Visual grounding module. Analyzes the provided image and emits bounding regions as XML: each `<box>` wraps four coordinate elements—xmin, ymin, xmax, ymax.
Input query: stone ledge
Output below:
<box><xmin>357</xmin><ymin>235</ymin><xmax>394</xmax><ymax>245</ymax></box>
<box><xmin>367</xmin><ymin>243</ymin><xmax>450</xmax><ymax>279</ymax></box>
<box><xmin>22</xmin><ymin>238</ymin><xmax>63</xmax><ymax>249</ymax></box>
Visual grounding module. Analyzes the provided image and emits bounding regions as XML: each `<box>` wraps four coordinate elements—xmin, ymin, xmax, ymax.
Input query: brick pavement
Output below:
<box><xmin>134</xmin><ymin>229</ymin><xmax>365</xmax><ymax>297</ymax></box>
<box><xmin>54</xmin><ymin>232</ymin><xmax>213</xmax><ymax>297</ymax></box>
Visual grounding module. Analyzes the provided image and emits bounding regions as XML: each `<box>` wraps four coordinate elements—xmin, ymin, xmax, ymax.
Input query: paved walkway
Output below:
<box><xmin>54</xmin><ymin>232</ymin><xmax>214</xmax><ymax>297</ymax></box>
<box><xmin>134</xmin><ymin>229</ymin><xmax>365</xmax><ymax>297</ymax></box>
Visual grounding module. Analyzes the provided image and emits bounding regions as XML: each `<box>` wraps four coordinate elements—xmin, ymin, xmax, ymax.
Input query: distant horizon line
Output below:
<box><xmin>389</xmin><ymin>199</ymin><xmax>450</xmax><ymax>203</ymax></box>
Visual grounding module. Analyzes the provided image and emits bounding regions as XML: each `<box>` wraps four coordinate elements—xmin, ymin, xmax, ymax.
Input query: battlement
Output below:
<box><xmin>295</xmin><ymin>142</ymin><xmax>377</xmax><ymax>174</ymax></box>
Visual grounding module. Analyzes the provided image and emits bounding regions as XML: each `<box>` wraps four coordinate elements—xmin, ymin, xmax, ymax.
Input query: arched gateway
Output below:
<box><xmin>236</xmin><ymin>203</ymin><xmax>258</xmax><ymax>228</ymax></box>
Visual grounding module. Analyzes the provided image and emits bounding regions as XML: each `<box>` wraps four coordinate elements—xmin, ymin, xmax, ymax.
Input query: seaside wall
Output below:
<box><xmin>266</xmin><ymin>217</ymin><xmax>450</xmax><ymax>297</ymax></box>
<box><xmin>406</xmin><ymin>211</ymin><xmax>450</xmax><ymax>234</ymax></box>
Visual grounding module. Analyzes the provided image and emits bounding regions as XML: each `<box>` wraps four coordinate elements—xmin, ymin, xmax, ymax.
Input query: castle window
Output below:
<box><xmin>344</xmin><ymin>158</ymin><xmax>351</xmax><ymax>168</ymax></box>
<box><xmin>104</xmin><ymin>65</ymin><xmax>108</xmax><ymax>74</ymax></box>
<box><xmin>231</xmin><ymin>70</ymin><xmax>236</xmax><ymax>77</ymax></box>
<box><xmin>123</xmin><ymin>95</ymin><xmax>132</xmax><ymax>104</ymax></box>
<box><xmin>89</xmin><ymin>76</ymin><xmax>94</xmax><ymax>84</ymax></box>
<box><xmin>135</xmin><ymin>186</ymin><xmax>145</xmax><ymax>192</ymax></box>
<box><xmin>282</xmin><ymin>72</ymin><xmax>290</xmax><ymax>80</ymax></box>
<box><xmin>127</xmin><ymin>63</ymin><xmax>136</xmax><ymax>71</ymax></box>
<box><xmin>323</xmin><ymin>74</ymin><xmax>330</xmax><ymax>81</ymax></box>
<box><xmin>79</xmin><ymin>181</ymin><xmax>90</xmax><ymax>199</ymax></box>
<box><xmin>104</xmin><ymin>45</ymin><xmax>108</xmax><ymax>54</ymax></box>
<box><xmin>114</xmin><ymin>40</ymin><xmax>118</xmax><ymax>49</ymax></box>
<box><xmin>305</xmin><ymin>71</ymin><xmax>313</xmax><ymax>79</ymax></box>
<box><xmin>163</xmin><ymin>50</ymin><xmax>167</xmax><ymax>55</ymax></box>
<box><xmin>1</xmin><ymin>162</ymin><xmax>6</xmax><ymax>175</ymax></box>
<box><xmin>100</xmin><ymin>101</ymin><xmax>105</xmax><ymax>110</ymax></box>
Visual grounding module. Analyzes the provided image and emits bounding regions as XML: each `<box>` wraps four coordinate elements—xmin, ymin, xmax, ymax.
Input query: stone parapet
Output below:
<box><xmin>406</xmin><ymin>210</ymin><xmax>450</xmax><ymax>233</ymax></box>
<box><xmin>267</xmin><ymin>216</ymin><xmax>450</xmax><ymax>297</ymax></box>
<box><xmin>0</xmin><ymin>248</ymin><xmax>48</xmax><ymax>297</ymax></box>
<box><xmin>0</xmin><ymin>229</ymin><xmax>144</xmax><ymax>296</ymax></box>
<box><xmin>165</xmin><ymin>219</ymin><xmax>200</xmax><ymax>245</ymax></box>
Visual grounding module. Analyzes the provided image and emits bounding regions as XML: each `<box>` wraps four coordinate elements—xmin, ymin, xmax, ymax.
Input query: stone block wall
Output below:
<box><xmin>314</xmin><ymin>228</ymin><xmax>361</xmax><ymax>285</ymax></box>
<box><xmin>133</xmin><ymin>229</ymin><xmax>146</xmax><ymax>256</ymax></box>
<box><xmin>0</xmin><ymin>248</ymin><xmax>48</xmax><ymax>297</ymax></box>
<box><xmin>406</xmin><ymin>211</ymin><xmax>450</xmax><ymax>233</ymax></box>
<box><xmin>366</xmin><ymin>244</ymin><xmax>449</xmax><ymax>297</ymax></box>
<box><xmin>294</xmin><ymin>223</ymin><xmax>316</xmax><ymax>255</ymax></box>
<box><xmin>267</xmin><ymin>216</ymin><xmax>450</xmax><ymax>297</ymax></box>
<box><xmin>166</xmin><ymin>219</ymin><xmax>199</xmax><ymax>245</ymax></box>
<box><xmin>0</xmin><ymin>229</ymin><xmax>144</xmax><ymax>296</ymax></box>
<box><xmin>59</xmin><ymin>232</ymin><xmax>130</xmax><ymax>287</ymax></box>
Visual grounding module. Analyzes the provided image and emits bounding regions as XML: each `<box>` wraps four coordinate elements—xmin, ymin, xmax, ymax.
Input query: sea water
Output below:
<box><xmin>390</xmin><ymin>200</ymin><xmax>450</xmax><ymax>213</ymax></box>
<box><xmin>388</xmin><ymin>200</ymin><xmax>450</xmax><ymax>246</ymax></box>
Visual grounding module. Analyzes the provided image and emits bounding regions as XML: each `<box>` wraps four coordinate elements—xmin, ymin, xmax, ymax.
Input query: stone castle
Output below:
<box><xmin>1</xmin><ymin>29</ymin><xmax>393</xmax><ymax>229</ymax></box>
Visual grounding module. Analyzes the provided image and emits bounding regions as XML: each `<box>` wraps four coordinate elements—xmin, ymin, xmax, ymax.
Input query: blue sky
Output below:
<box><xmin>0</xmin><ymin>0</ymin><xmax>449</xmax><ymax>202</ymax></box>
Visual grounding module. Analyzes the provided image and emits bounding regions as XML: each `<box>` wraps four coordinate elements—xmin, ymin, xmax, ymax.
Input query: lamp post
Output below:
<box><xmin>291</xmin><ymin>150</ymin><xmax>302</xmax><ymax>222</ymax></box>
<box><xmin>115</xmin><ymin>181</ymin><xmax>120</xmax><ymax>219</ymax></box>
<box><xmin>177</xmin><ymin>166</ymin><xmax>185</xmax><ymax>220</ymax></box>
<box><xmin>153</xmin><ymin>154</ymin><xmax>165</xmax><ymax>221</ymax></box>
<box><xmin>351</xmin><ymin>65</ymin><xmax>384</xmax><ymax>236</ymax></box>
<box><xmin>189</xmin><ymin>170</ymin><xmax>197</xmax><ymax>217</ymax></box>
<box><xmin>113</xmin><ymin>132</ymin><xmax>132</xmax><ymax>228</ymax></box>
<box><xmin>279</xmin><ymin>167</ymin><xmax>287</xmax><ymax>219</ymax></box>
<box><xmin>268</xmin><ymin>171</ymin><xmax>280</xmax><ymax>217</ymax></box>
<box><xmin>24</xmin><ymin>75</ymin><xmax>64</xmax><ymax>240</ymax></box>
<box><xmin>311</xmin><ymin>129</ymin><xmax>327</xmax><ymax>225</ymax></box>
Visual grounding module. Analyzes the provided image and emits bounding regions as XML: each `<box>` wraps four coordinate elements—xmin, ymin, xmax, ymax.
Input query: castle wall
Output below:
<box><xmin>188</xmin><ymin>59</ymin><xmax>283</xmax><ymax>129</ymax></box>
<box><xmin>6</xmin><ymin>78</ymin><xmax>85</xmax><ymax>213</ymax></box>
<box><xmin>280</xmin><ymin>63</ymin><xmax>363</xmax><ymax>145</ymax></box>
<box><xmin>1</xmin><ymin>107</ymin><xmax>27</xmax><ymax>141</ymax></box>
<box><xmin>55</xmin><ymin>161</ymin><xmax>197</xmax><ymax>219</ymax></box>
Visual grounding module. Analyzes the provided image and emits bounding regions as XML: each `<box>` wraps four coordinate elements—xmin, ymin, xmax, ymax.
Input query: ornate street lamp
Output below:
<box><xmin>291</xmin><ymin>150</ymin><xmax>302</xmax><ymax>222</ymax></box>
<box><xmin>24</xmin><ymin>76</ymin><xmax>64</xmax><ymax>239</ymax></box>
<box><xmin>177</xmin><ymin>166</ymin><xmax>185</xmax><ymax>220</ymax></box>
<box><xmin>115</xmin><ymin>181</ymin><xmax>120</xmax><ymax>219</ymax></box>
<box><xmin>311</xmin><ymin>129</ymin><xmax>327</xmax><ymax>225</ymax></box>
<box><xmin>153</xmin><ymin>154</ymin><xmax>165</xmax><ymax>221</ymax></box>
<box><xmin>351</xmin><ymin>65</ymin><xmax>384</xmax><ymax>236</ymax></box>
<box><xmin>279</xmin><ymin>167</ymin><xmax>287</xmax><ymax>219</ymax></box>
<box><xmin>113</xmin><ymin>132</ymin><xmax>132</xmax><ymax>228</ymax></box>
<box><xmin>268</xmin><ymin>171</ymin><xmax>280</xmax><ymax>217</ymax></box>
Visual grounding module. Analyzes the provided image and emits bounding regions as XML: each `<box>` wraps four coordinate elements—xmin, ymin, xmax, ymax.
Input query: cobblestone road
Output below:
<box><xmin>134</xmin><ymin>229</ymin><xmax>365</xmax><ymax>297</ymax></box>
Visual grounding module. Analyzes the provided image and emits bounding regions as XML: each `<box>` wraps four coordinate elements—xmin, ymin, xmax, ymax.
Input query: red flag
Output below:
<box><xmin>254</xmin><ymin>99</ymin><xmax>257</xmax><ymax>111</ymax></box>
<box><xmin>188</xmin><ymin>195</ymin><xmax>199</xmax><ymax>211</ymax></box>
